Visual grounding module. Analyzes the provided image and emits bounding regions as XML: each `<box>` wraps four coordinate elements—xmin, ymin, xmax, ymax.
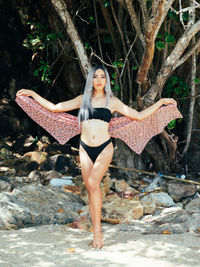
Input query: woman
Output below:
<box><xmin>16</xmin><ymin>65</ymin><xmax>177</xmax><ymax>249</ymax></box>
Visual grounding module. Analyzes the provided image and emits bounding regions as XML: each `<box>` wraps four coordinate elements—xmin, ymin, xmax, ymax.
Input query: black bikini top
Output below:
<box><xmin>81</xmin><ymin>107</ymin><xmax>112</xmax><ymax>123</ymax></box>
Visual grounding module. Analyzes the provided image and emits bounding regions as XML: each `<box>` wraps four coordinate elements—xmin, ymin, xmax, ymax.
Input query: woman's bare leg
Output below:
<box><xmin>79</xmin><ymin>142</ymin><xmax>113</xmax><ymax>249</ymax></box>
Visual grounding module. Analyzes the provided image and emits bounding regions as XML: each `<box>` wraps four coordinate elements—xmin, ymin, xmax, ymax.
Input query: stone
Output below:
<box><xmin>185</xmin><ymin>198</ymin><xmax>200</xmax><ymax>214</ymax></box>
<box><xmin>0</xmin><ymin>183</ymin><xmax>85</xmax><ymax>230</ymax></box>
<box><xmin>102</xmin><ymin>174</ymin><xmax>113</xmax><ymax>195</ymax></box>
<box><xmin>183</xmin><ymin>213</ymin><xmax>200</xmax><ymax>232</ymax></box>
<box><xmin>140</xmin><ymin>195</ymin><xmax>157</xmax><ymax>214</ymax></box>
<box><xmin>27</xmin><ymin>170</ymin><xmax>41</xmax><ymax>183</ymax></box>
<box><xmin>147</xmin><ymin>207</ymin><xmax>189</xmax><ymax>224</ymax></box>
<box><xmin>143</xmin><ymin>192</ymin><xmax>175</xmax><ymax>207</ymax></box>
<box><xmin>0</xmin><ymin>180</ymin><xmax>12</xmax><ymax>192</ymax></box>
<box><xmin>114</xmin><ymin>179</ymin><xmax>133</xmax><ymax>192</ymax></box>
<box><xmin>50</xmin><ymin>178</ymin><xmax>75</xmax><ymax>187</ymax></box>
<box><xmin>167</xmin><ymin>181</ymin><xmax>197</xmax><ymax>202</ymax></box>
<box><xmin>23</xmin><ymin>151</ymin><xmax>48</xmax><ymax>165</ymax></box>
<box><xmin>0</xmin><ymin>148</ymin><xmax>13</xmax><ymax>160</ymax></box>
<box><xmin>102</xmin><ymin>193</ymin><xmax>143</xmax><ymax>223</ymax></box>
<box><xmin>45</xmin><ymin>170</ymin><xmax>62</xmax><ymax>180</ymax></box>
<box><xmin>68</xmin><ymin>213</ymin><xmax>91</xmax><ymax>231</ymax></box>
<box><xmin>41</xmin><ymin>154</ymin><xmax>78</xmax><ymax>175</ymax></box>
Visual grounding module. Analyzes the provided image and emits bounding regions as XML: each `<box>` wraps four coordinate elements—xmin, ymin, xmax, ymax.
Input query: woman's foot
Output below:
<box><xmin>89</xmin><ymin>232</ymin><xmax>104</xmax><ymax>249</ymax></box>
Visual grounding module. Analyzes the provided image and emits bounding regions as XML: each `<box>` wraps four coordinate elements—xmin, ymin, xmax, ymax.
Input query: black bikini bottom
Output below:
<box><xmin>80</xmin><ymin>138</ymin><xmax>112</xmax><ymax>163</ymax></box>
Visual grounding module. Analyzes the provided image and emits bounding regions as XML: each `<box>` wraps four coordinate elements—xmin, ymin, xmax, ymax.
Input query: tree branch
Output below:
<box><xmin>124</xmin><ymin>0</ymin><xmax>145</xmax><ymax>48</ymax></box>
<box><xmin>181</xmin><ymin>0</ymin><xmax>196</xmax><ymax>157</ymax></box>
<box><xmin>136</xmin><ymin>0</ymin><xmax>167</xmax><ymax>85</ymax></box>
<box><xmin>174</xmin><ymin>37</ymin><xmax>200</xmax><ymax>70</ymax></box>
<box><xmin>50</xmin><ymin>0</ymin><xmax>91</xmax><ymax>78</ymax></box>
<box><xmin>144</xmin><ymin>19</ymin><xmax>200</xmax><ymax>103</ymax></box>
<box><xmin>98</xmin><ymin>0</ymin><xmax>121</xmax><ymax>57</ymax></box>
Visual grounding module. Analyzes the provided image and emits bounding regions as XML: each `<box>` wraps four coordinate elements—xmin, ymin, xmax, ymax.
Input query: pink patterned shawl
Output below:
<box><xmin>15</xmin><ymin>95</ymin><xmax>182</xmax><ymax>154</ymax></box>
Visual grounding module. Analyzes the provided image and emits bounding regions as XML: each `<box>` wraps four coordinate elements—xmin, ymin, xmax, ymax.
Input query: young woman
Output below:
<box><xmin>16</xmin><ymin>66</ymin><xmax>177</xmax><ymax>249</ymax></box>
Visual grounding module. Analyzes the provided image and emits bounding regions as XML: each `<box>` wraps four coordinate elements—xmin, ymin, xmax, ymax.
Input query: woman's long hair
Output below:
<box><xmin>78</xmin><ymin>66</ymin><xmax>113</xmax><ymax>124</ymax></box>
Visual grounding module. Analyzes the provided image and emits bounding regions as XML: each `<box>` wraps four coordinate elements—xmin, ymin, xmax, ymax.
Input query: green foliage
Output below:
<box><xmin>103</xmin><ymin>0</ymin><xmax>110</xmax><ymax>7</ymax></box>
<box><xmin>103</xmin><ymin>35</ymin><xmax>112</xmax><ymax>43</ymax></box>
<box><xmin>89</xmin><ymin>16</ymin><xmax>95</xmax><ymax>23</ymax></box>
<box><xmin>156</xmin><ymin>41</ymin><xmax>165</xmax><ymax>51</ymax></box>
<box><xmin>33</xmin><ymin>60</ymin><xmax>52</xmax><ymax>84</ymax></box>
<box><xmin>84</xmin><ymin>42</ymin><xmax>91</xmax><ymax>50</ymax></box>
<box><xmin>110</xmin><ymin>59</ymin><xmax>124</xmax><ymax>92</ymax></box>
<box><xmin>168</xmin><ymin>119</ymin><xmax>176</xmax><ymax>130</ymax></box>
<box><xmin>23</xmin><ymin>21</ymin><xmax>63</xmax><ymax>85</ymax></box>
<box><xmin>165</xmin><ymin>76</ymin><xmax>189</xmax><ymax>101</ymax></box>
<box><xmin>156</xmin><ymin>31</ymin><xmax>175</xmax><ymax>51</ymax></box>
<box><xmin>168</xmin><ymin>10</ymin><xmax>178</xmax><ymax>20</ymax></box>
<box><xmin>182</xmin><ymin>12</ymin><xmax>189</xmax><ymax>21</ymax></box>
<box><xmin>194</xmin><ymin>78</ymin><xmax>200</xmax><ymax>84</ymax></box>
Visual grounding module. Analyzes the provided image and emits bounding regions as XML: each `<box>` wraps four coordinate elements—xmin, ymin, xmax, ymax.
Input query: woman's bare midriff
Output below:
<box><xmin>80</xmin><ymin>119</ymin><xmax>111</xmax><ymax>146</ymax></box>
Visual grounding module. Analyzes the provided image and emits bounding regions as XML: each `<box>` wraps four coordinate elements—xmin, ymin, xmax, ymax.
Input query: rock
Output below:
<box><xmin>102</xmin><ymin>174</ymin><xmax>113</xmax><ymax>195</ymax></box>
<box><xmin>68</xmin><ymin>213</ymin><xmax>91</xmax><ymax>231</ymax></box>
<box><xmin>183</xmin><ymin>213</ymin><xmax>200</xmax><ymax>232</ymax></box>
<box><xmin>167</xmin><ymin>181</ymin><xmax>197</xmax><ymax>202</ymax></box>
<box><xmin>45</xmin><ymin>170</ymin><xmax>62</xmax><ymax>181</ymax></box>
<box><xmin>185</xmin><ymin>198</ymin><xmax>200</xmax><ymax>214</ymax></box>
<box><xmin>140</xmin><ymin>195</ymin><xmax>157</xmax><ymax>214</ymax></box>
<box><xmin>102</xmin><ymin>193</ymin><xmax>143</xmax><ymax>223</ymax></box>
<box><xmin>118</xmin><ymin>220</ymin><xmax>187</xmax><ymax>234</ymax></box>
<box><xmin>147</xmin><ymin>207</ymin><xmax>189</xmax><ymax>224</ymax></box>
<box><xmin>0</xmin><ymin>184</ymin><xmax>85</xmax><ymax>230</ymax></box>
<box><xmin>41</xmin><ymin>154</ymin><xmax>78</xmax><ymax>175</ymax></box>
<box><xmin>28</xmin><ymin>170</ymin><xmax>41</xmax><ymax>183</ymax></box>
<box><xmin>63</xmin><ymin>185</ymin><xmax>81</xmax><ymax>196</ymax></box>
<box><xmin>50</xmin><ymin>178</ymin><xmax>75</xmax><ymax>187</ymax></box>
<box><xmin>114</xmin><ymin>179</ymin><xmax>133</xmax><ymax>192</ymax></box>
<box><xmin>23</xmin><ymin>151</ymin><xmax>48</xmax><ymax>165</ymax></box>
<box><xmin>142</xmin><ymin>192</ymin><xmax>175</xmax><ymax>207</ymax></box>
<box><xmin>0</xmin><ymin>147</ymin><xmax>13</xmax><ymax>160</ymax></box>
<box><xmin>0</xmin><ymin>180</ymin><xmax>12</xmax><ymax>192</ymax></box>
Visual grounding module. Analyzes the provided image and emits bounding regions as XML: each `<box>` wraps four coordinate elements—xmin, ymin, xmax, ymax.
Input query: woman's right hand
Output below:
<box><xmin>16</xmin><ymin>89</ymin><xmax>35</xmax><ymax>97</ymax></box>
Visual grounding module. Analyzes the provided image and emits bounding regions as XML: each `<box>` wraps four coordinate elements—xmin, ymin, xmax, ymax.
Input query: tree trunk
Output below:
<box><xmin>50</xmin><ymin>0</ymin><xmax>91</xmax><ymax>78</ymax></box>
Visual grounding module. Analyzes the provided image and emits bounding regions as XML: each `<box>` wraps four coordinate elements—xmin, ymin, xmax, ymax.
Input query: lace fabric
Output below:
<box><xmin>15</xmin><ymin>95</ymin><xmax>182</xmax><ymax>154</ymax></box>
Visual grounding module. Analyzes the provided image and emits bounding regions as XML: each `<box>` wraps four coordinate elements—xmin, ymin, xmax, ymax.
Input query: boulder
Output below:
<box><xmin>0</xmin><ymin>183</ymin><xmax>84</xmax><ymax>230</ymax></box>
<box><xmin>167</xmin><ymin>181</ymin><xmax>197</xmax><ymax>202</ymax></box>
<box><xmin>101</xmin><ymin>193</ymin><xmax>143</xmax><ymax>223</ymax></box>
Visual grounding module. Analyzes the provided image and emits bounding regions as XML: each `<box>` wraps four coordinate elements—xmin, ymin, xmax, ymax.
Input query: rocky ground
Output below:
<box><xmin>0</xmin><ymin>134</ymin><xmax>200</xmax><ymax>265</ymax></box>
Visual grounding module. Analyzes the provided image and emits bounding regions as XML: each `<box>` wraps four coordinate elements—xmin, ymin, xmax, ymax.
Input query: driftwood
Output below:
<box><xmin>109</xmin><ymin>164</ymin><xmax>200</xmax><ymax>186</ymax></box>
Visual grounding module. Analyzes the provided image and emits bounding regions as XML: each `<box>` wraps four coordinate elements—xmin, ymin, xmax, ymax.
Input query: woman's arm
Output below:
<box><xmin>16</xmin><ymin>89</ymin><xmax>82</xmax><ymax>112</ymax></box>
<box><xmin>112</xmin><ymin>96</ymin><xmax>177</xmax><ymax>121</ymax></box>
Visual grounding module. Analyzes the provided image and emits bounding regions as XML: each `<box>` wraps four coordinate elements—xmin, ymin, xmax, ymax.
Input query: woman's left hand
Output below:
<box><xmin>160</xmin><ymin>98</ymin><xmax>177</xmax><ymax>106</ymax></box>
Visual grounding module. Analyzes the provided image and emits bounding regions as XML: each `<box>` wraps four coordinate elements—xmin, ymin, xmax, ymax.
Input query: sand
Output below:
<box><xmin>0</xmin><ymin>223</ymin><xmax>200</xmax><ymax>267</ymax></box>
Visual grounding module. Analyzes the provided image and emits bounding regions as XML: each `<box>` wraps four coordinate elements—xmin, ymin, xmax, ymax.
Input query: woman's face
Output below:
<box><xmin>93</xmin><ymin>68</ymin><xmax>106</xmax><ymax>92</ymax></box>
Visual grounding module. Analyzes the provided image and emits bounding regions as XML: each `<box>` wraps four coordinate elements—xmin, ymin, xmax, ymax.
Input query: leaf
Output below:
<box><xmin>194</xmin><ymin>78</ymin><xmax>200</xmax><ymax>84</ymax></box>
<box><xmin>165</xmin><ymin>34</ymin><xmax>175</xmax><ymax>44</ymax></box>
<box><xmin>133</xmin><ymin>66</ymin><xmax>138</xmax><ymax>70</ymax></box>
<box><xmin>89</xmin><ymin>16</ymin><xmax>94</xmax><ymax>23</ymax></box>
<box><xmin>103</xmin><ymin>35</ymin><xmax>112</xmax><ymax>44</ymax></box>
<box><xmin>162</xmin><ymin>230</ymin><xmax>171</xmax><ymax>234</ymax></box>
<box><xmin>182</xmin><ymin>12</ymin><xmax>189</xmax><ymax>21</ymax></box>
<box><xmin>103</xmin><ymin>0</ymin><xmax>110</xmax><ymax>7</ymax></box>
<box><xmin>33</xmin><ymin>69</ymin><xmax>39</xmax><ymax>77</ymax></box>
<box><xmin>66</xmin><ymin>248</ymin><xmax>76</xmax><ymax>252</ymax></box>
<box><xmin>156</xmin><ymin>41</ymin><xmax>165</xmax><ymax>51</ymax></box>
<box><xmin>168</xmin><ymin>119</ymin><xmax>176</xmax><ymax>130</ymax></box>
<box><xmin>168</xmin><ymin>10</ymin><xmax>178</xmax><ymax>19</ymax></box>
<box><xmin>58</xmin><ymin>208</ymin><xmax>63</xmax><ymax>213</ymax></box>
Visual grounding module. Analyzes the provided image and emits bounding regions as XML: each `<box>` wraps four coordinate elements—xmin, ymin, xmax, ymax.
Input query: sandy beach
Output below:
<box><xmin>0</xmin><ymin>223</ymin><xmax>200</xmax><ymax>267</ymax></box>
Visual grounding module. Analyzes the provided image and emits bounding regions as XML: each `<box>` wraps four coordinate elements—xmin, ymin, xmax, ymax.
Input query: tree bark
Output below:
<box><xmin>50</xmin><ymin>0</ymin><xmax>91</xmax><ymax>78</ymax></box>
<box><xmin>144</xmin><ymin>19</ymin><xmax>200</xmax><ymax>103</ymax></box>
<box><xmin>136</xmin><ymin>0</ymin><xmax>166</xmax><ymax>85</ymax></box>
<box><xmin>124</xmin><ymin>0</ymin><xmax>145</xmax><ymax>48</ymax></box>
